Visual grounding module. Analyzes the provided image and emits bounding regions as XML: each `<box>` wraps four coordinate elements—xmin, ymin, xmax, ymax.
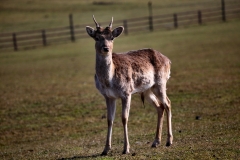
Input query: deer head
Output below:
<box><xmin>86</xmin><ymin>15</ymin><xmax>124</xmax><ymax>55</ymax></box>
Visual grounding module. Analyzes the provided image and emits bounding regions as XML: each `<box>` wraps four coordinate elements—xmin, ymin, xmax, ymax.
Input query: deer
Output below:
<box><xmin>86</xmin><ymin>16</ymin><xmax>173</xmax><ymax>155</ymax></box>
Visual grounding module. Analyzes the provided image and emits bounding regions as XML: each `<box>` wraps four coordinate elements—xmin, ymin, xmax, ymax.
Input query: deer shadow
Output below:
<box><xmin>58</xmin><ymin>154</ymin><xmax>101</xmax><ymax>160</ymax></box>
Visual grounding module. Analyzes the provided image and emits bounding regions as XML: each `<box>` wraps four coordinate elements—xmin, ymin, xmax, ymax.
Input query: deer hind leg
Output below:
<box><xmin>101</xmin><ymin>97</ymin><xmax>116</xmax><ymax>156</ymax></box>
<box><xmin>165</xmin><ymin>96</ymin><xmax>173</xmax><ymax>146</ymax></box>
<box><xmin>143</xmin><ymin>89</ymin><xmax>165</xmax><ymax>147</ymax></box>
<box><xmin>152</xmin><ymin>83</ymin><xmax>173</xmax><ymax>147</ymax></box>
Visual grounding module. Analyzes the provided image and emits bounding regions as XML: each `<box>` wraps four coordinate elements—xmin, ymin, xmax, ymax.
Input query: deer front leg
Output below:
<box><xmin>121</xmin><ymin>95</ymin><xmax>131</xmax><ymax>154</ymax></box>
<box><xmin>101</xmin><ymin>97</ymin><xmax>116</xmax><ymax>156</ymax></box>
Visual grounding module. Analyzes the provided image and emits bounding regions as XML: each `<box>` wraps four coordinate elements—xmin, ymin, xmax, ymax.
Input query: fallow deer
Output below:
<box><xmin>86</xmin><ymin>16</ymin><xmax>173</xmax><ymax>155</ymax></box>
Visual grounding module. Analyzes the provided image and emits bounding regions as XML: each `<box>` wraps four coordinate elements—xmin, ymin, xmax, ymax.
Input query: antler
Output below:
<box><xmin>109</xmin><ymin>17</ymin><xmax>113</xmax><ymax>28</ymax></box>
<box><xmin>93</xmin><ymin>15</ymin><xmax>100</xmax><ymax>28</ymax></box>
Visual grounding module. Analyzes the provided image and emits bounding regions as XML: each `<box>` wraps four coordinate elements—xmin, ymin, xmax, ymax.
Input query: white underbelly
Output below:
<box><xmin>132</xmin><ymin>71</ymin><xmax>155</xmax><ymax>94</ymax></box>
<box><xmin>132</xmin><ymin>81</ymin><xmax>154</xmax><ymax>94</ymax></box>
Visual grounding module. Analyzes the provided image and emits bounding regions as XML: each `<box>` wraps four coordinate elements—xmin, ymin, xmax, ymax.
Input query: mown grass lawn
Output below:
<box><xmin>1</xmin><ymin>1</ymin><xmax>240</xmax><ymax>159</ymax></box>
<box><xmin>1</xmin><ymin>0</ymin><xmax>237</xmax><ymax>32</ymax></box>
<box><xmin>0</xmin><ymin>20</ymin><xmax>239</xmax><ymax>159</ymax></box>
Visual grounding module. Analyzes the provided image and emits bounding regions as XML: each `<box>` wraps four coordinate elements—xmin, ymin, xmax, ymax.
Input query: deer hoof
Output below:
<box><xmin>101</xmin><ymin>148</ymin><xmax>110</xmax><ymax>156</ymax></box>
<box><xmin>122</xmin><ymin>150</ymin><xmax>130</xmax><ymax>154</ymax></box>
<box><xmin>166</xmin><ymin>142</ymin><xmax>172</xmax><ymax>147</ymax></box>
<box><xmin>166</xmin><ymin>136</ymin><xmax>173</xmax><ymax>147</ymax></box>
<box><xmin>151</xmin><ymin>143</ymin><xmax>158</xmax><ymax>148</ymax></box>
<box><xmin>101</xmin><ymin>151</ymin><xmax>108</xmax><ymax>156</ymax></box>
<box><xmin>151</xmin><ymin>140</ymin><xmax>160</xmax><ymax>148</ymax></box>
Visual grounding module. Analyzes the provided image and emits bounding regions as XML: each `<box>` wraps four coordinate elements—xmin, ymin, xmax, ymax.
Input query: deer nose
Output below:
<box><xmin>103</xmin><ymin>47</ymin><xmax>109</xmax><ymax>52</ymax></box>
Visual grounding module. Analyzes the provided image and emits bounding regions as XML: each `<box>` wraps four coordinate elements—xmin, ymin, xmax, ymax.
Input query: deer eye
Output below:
<box><xmin>95</xmin><ymin>37</ymin><xmax>100</xmax><ymax>41</ymax></box>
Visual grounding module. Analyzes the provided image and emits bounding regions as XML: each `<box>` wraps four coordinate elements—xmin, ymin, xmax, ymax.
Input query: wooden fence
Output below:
<box><xmin>0</xmin><ymin>1</ymin><xmax>239</xmax><ymax>51</ymax></box>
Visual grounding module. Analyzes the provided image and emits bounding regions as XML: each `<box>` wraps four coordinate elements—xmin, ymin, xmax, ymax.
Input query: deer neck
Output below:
<box><xmin>95</xmin><ymin>52</ymin><xmax>115</xmax><ymax>86</ymax></box>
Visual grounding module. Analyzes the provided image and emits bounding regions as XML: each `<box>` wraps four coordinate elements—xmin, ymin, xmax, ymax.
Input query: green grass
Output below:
<box><xmin>0</xmin><ymin>1</ymin><xmax>240</xmax><ymax>159</ymax></box>
<box><xmin>0</xmin><ymin>20</ymin><xmax>240</xmax><ymax>159</ymax></box>
<box><xmin>2</xmin><ymin>0</ymin><xmax>239</xmax><ymax>32</ymax></box>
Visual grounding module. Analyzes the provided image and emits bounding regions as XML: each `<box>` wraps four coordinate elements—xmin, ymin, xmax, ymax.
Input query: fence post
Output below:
<box><xmin>174</xmin><ymin>13</ymin><xmax>178</xmax><ymax>28</ymax></box>
<box><xmin>198</xmin><ymin>10</ymin><xmax>202</xmax><ymax>25</ymax></box>
<box><xmin>69</xmin><ymin>14</ymin><xmax>75</xmax><ymax>42</ymax></box>
<box><xmin>12</xmin><ymin>33</ymin><xmax>17</xmax><ymax>51</ymax></box>
<box><xmin>42</xmin><ymin>30</ymin><xmax>47</xmax><ymax>46</ymax></box>
<box><xmin>148</xmin><ymin>1</ymin><xmax>153</xmax><ymax>31</ymax></box>
<box><xmin>123</xmin><ymin>20</ymin><xmax>128</xmax><ymax>35</ymax></box>
<box><xmin>221</xmin><ymin>0</ymin><xmax>226</xmax><ymax>22</ymax></box>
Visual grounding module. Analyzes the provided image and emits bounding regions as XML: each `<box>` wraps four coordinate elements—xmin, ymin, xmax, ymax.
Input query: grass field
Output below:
<box><xmin>1</xmin><ymin>1</ymin><xmax>240</xmax><ymax>160</ymax></box>
<box><xmin>1</xmin><ymin>0</ymin><xmax>239</xmax><ymax>32</ymax></box>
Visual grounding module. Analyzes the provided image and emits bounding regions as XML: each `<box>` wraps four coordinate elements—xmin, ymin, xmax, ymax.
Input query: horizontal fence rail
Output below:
<box><xmin>0</xmin><ymin>2</ymin><xmax>240</xmax><ymax>51</ymax></box>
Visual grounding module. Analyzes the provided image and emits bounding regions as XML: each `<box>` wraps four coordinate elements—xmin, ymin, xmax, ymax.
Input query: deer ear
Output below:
<box><xmin>86</xmin><ymin>26</ymin><xmax>95</xmax><ymax>38</ymax></box>
<box><xmin>112</xmin><ymin>26</ymin><xmax>124</xmax><ymax>38</ymax></box>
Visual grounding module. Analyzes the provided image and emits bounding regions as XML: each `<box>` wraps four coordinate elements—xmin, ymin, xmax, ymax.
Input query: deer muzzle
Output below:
<box><xmin>103</xmin><ymin>47</ymin><xmax>109</xmax><ymax>53</ymax></box>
